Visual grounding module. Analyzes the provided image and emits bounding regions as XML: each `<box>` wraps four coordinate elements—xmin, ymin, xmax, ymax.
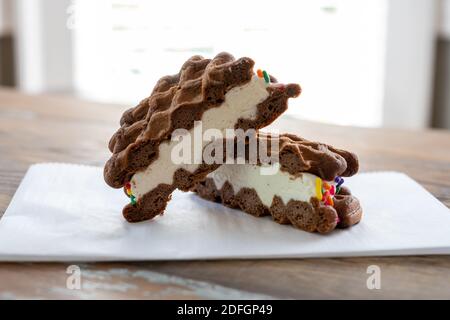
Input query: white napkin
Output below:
<box><xmin>0</xmin><ymin>163</ymin><xmax>449</xmax><ymax>261</ymax></box>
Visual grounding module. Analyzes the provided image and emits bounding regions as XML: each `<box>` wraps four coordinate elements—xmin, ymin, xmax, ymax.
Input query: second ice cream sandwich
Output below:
<box><xmin>193</xmin><ymin>133</ymin><xmax>362</xmax><ymax>234</ymax></box>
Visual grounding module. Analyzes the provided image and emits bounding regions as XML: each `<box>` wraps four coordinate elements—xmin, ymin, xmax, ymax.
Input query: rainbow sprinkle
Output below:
<box><xmin>325</xmin><ymin>195</ymin><xmax>334</xmax><ymax>206</ymax></box>
<box><xmin>262</xmin><ymin>70</ymin><xmax>270</xmax><ymax>83</ymax></box>
<box><xmin>125</xmin><ymin>182</ymin><xmax>137</xmax><ymax>206</ymax></box>
<box><xmin>335</xmin><ymin>176</ymin><xmax>344</xmax><ymax>194</ymax></box>
<box><xmin>257</xmin><ymin>69</ymin><xmax>270</xmax><ymax>84</ymax></box>
<box><xmin>315</xmin><ymin>177</ymin><xmax>323</xmax><ymax>201</ymax></box>
<box><xmin>257</xmin><ymin>69</ymin><xmax>263</xmax><ymax>78</ymax></box>
<box><xmin>335</xmin><ymin>176</ymin><xmax>344</xmax><ymax>187</ymax></box>
<box><xmin>329</xmin><ymin>185</ymin><xmax>335</xmax><ymax>196</ymax></box>
<box><xmin>315</xmin><ymin>176</ymin><xmax>344</xmax><ymax>207</ymax></box>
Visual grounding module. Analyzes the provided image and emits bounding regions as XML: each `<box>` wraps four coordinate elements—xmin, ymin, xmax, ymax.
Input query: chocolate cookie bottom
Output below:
<box><xmin>123</xmin><ymin>165</ymin><xmax>219</xmax><ymax>222</ymax></box>
<box><xmin>193</xmin><ymin>178</ymin><xmax>362</xmax><ymax>234</ymax></box>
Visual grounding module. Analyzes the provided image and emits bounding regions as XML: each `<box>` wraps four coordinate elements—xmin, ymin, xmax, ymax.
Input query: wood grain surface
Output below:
<box><xmin>0</xmin><ymin>87</ymin><xmax>449</xmax><ymax>299</ymax></box>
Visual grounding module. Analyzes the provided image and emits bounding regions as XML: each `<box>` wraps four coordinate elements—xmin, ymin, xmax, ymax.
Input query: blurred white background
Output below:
<box><xmin>1</xmin><ymin>0</ymin><xmax>450</xmax><ymax>129</ymax></box>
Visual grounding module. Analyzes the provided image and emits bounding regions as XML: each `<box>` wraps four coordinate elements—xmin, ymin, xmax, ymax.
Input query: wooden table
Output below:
<box><xmin>0</xmin><ymin>87</ymin><xmax>449</xmax><ymax>299</ymax></box>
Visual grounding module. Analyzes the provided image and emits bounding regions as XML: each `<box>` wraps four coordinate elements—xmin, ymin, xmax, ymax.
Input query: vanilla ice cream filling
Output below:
<box><xmin>209</xmin><ymin>163</ymin><xmax>335</xmax><ymax>207</ymax></box>
<box><xmin>130</xmin><ymin>75</ymin><xmax>269</xmax><ymax>199</ymax></box>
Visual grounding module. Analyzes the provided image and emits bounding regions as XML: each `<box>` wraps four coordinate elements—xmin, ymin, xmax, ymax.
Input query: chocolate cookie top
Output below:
<box><xmin>226</xmin><ymin>132</ymin><xmax>359</xmax><ymax>181</ymax></box>
<box><xmin>104</xmin><ymin>52</ymin><xmax>300</xmax><ymax>188</ymax></box>
<box><xmin>275</xmin><ymin>133</ymin><xmax>359</xmax><ymax>180</ymax></box>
